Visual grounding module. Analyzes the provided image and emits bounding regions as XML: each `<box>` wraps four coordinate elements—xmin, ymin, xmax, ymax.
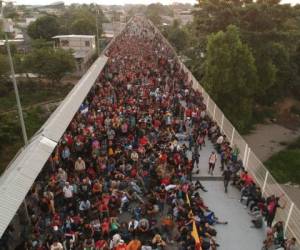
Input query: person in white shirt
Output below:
<box><xmin>57</xmin><ymin>168</ymin><xmax>67</xmax><ymax>187</ymax></box>
<box><xmin>208</xmin><ymin>151</ymin><xmax>217</xmax><ymax>175</ymax></box>
<box><xmin>50</xmin><ymin>240</ymin><xmax>63</xmax><ymax>250</ymax></box>
<box><xmin>63</xmin><ymin>182</ymin><xmax>73</xmax><ymax>199</ymax></box>
<box><xmin>128</xmin><ymin>218</ymin><xmax>139</xmax><ymax>233</ymax></box>
<box><xmin>216</xmin><ymin>135</ymin><xmax>224</xmax><ymax>145</ymax></box>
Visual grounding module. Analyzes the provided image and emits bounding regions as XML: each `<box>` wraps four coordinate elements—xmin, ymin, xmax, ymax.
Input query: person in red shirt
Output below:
<box><xmin>101</xmin><ymin>218</ymin><xmax>110</xmax><ymax>238</ymax></box>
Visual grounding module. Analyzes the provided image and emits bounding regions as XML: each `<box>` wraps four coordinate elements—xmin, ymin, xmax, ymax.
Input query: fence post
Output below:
<box><xmin>221</xmin><ymin>114</ymin><xmax>224</xmax><ymax>133</ymax></box>
<box><xmin>230</xmin><ymin>128</ymin><xmax>235</xmax><ymax>145</ymax></box>
<box><xmin>243</xmin><ymin>144</ymin><xmax>248</xmax><ymax>166</ymax></box>
<box><xmin>245</xmin><ymin>148</ymin><xmax>251</xmax><ymax>170</ymax></box>
<box><xmin>284</xmin><ymin>202</ymin><xmax>294</xmax><ymax>235</ymax></box>
<box><xmin>206</xmin><ymin>95</ymin><xmax>210</xmax><ymax>113</ymax></box>
<box><xmin>262</xmin><ymin>171</ymin><xmax>269</xmax><ymax>195</ymax></box>
<box><xmin>213</xmin><ymin>104</ymin><xmax>216</xmax><ymax>121</ymax></box>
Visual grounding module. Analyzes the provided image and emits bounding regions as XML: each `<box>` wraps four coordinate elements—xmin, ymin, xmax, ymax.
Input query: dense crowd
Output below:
<box><xmin>0</xmin><ymin>16</ymin><xmax>297</xmax><ymax>250</ymax></box>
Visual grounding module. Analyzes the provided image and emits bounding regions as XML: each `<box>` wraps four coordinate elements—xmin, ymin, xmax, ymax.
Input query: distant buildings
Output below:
<box><xmin>17</xmin><ymin>17</ymin><xmax>37</xmax><ymax>28</ymax></box>
<box><xmin>102</xmin><ymin>22</ymin><xmax>126</xmax><ymax>39</ymax></box>
<box><xmin>52</xmin><ymin>35</ymin><xmax>96</xmax><ymax>73</ymax></box>
<box><xmin>175</xmin><ymin>10</ymin><xmax>193</xmax><ymax>26</ymax></box>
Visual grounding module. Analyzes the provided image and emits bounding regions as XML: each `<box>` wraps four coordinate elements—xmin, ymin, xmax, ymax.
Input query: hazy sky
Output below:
<box><xmin>16</xmin><ymin>0</ymin><xmax>300</xmax><ymax>7</ymax></box>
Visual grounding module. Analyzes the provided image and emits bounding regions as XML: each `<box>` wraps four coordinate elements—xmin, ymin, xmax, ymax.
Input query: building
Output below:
<box><xmin>102</xmin><ymin>22</ymin><xmax>126</xmax><ymax>39</ymax></box>
<box><xmin>17</xmin><ymin>17</ymin><xmax>37</xmax><ymax>28</ymax></box>
<box><xmin>52</xmin><ymin>35</ymin><xmax>96</xmax><ymax>73</ymax></box>
<box><xmin>176</xmin><ymin>10</ymin><xmax>193</xmax><ymax>26</ymax></box>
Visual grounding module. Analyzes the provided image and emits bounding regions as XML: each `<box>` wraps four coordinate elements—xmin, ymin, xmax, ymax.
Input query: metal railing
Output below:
<box><xmin>181</xmin><ymin>51</ymin><xmax>300</xmax><ymax>245</ymax></box>
<box><xmin>147</xmin><ymin>17</ymin><xmax>300</xmax><ymax>245</ymax></box>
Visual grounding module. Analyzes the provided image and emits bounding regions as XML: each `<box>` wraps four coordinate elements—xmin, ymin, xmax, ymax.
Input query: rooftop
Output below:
<box><xmin>52</xmin><ymin>35</ymin><xmax>95</xmax><ymax>39</ymax></box>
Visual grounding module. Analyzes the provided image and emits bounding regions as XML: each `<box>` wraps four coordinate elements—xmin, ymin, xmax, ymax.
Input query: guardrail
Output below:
<box><xmin>146</xmin><ymin>17</ymin><xmax>300</xmax><ymax>245</ymax></box>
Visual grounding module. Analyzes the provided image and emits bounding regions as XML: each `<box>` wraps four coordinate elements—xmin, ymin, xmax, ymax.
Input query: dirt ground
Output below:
<box><xmin>244</xmin><ymin>123</ymin><xmax>300</xmax><ymax>208</ymax></box>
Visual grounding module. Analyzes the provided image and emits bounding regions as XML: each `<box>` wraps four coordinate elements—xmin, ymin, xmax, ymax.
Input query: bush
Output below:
<box><xmin>290</xmin><ymin>105</ymin><xmax>300</xmax><ymax>116</ymax></box>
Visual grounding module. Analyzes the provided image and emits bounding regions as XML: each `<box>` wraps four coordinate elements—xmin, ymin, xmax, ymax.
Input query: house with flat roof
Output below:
<box><xmin>52</xmin><ymin>35</ymin><xmax>96</xmax><ymax>73</ymax></box>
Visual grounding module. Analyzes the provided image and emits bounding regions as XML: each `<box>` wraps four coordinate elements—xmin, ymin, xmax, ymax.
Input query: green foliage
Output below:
<box><xmin>0</xmin><ymin>107</ymin><xmax>50</xmax><ymax>173</ymax></box>
<box><xmin>0</xmin><ymin>79</ymin><xmax>72</xmax><ymax>112</ymax></box>
<box><xmin>31</xmin><ymin>39</ymin><xmax>54</xmax><ymax>49</ymax></box>
<box><xmin>0</xmin><ymin>20</ymin><xmax>5</xmax><ymax>39</ymax></box>
<box><xmin>24</xmin><ymin>48</ymin><xmax>75</xmax><ymax>83</ymax></box>
<box><xmin>70</xmin><ymin>18</ymin><xmax>96</xmax><ymax>35</ymax></box>
<box><xmin>146</xmin><ymin>3</ymin><xmax>174</xmax><ymax>17</ymax></box>
<box><xmin>27</xmin><ymin>5</ymin><xmax>106</xmax><ymax>39</ymax></box>
<box><xmin>204</xmin><ymin>25</ymin><xmax>258</xmax><ymax>132</ymax></box>
<box><xmin>186</xmin><ymin>0</ymin><xmax>300</xmax><ymax>131</ymax></box>
<box><xmin>147</xmin><ymin>11</ymin><xmax>162</xmax><ymax>27</ymax></box>
<box><xmin>145</xmin><ymin>3</ymin><xmax>174</xmax><ymax>26</ymax></box>
<box><xmin>290</xmin><ymin>105</ymin><xmax>300</xmax><ymax>116</ymax></box>
<box><xmin>0</xmin><ymin>79</ymin><xmax>72</xmax><ymax>173</ymax></box>
<box><xmin>162</xmin><ymin>20</ymin><xmax>189</xmax><ymax>52</ymax></box>
<box><xmin>265</xmin><ymin>148</ymin><xmax>300</xmax><ymax>184</ymax></box>
<box><xmin>27</xmin><ymin>15</ymin><xmax>60</xmax><ymax>40</ymax></box>
<box><xmin>0</xmin><ymin>54</ymin><xmax>9</xmax><ymax>77</ymax></box>
<box><xmin>3</xmin><ymin>5</ymin><xmax>19</xmax><ymax>19</ymax></box>
<box><xmin>58</xmin><ymin>5</ymin><xmax>105</xmax><ymax>36</ymax></box>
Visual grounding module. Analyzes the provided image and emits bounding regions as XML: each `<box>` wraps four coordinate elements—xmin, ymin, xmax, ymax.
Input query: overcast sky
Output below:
<box><xmin>16</xmin><ymin>0</ymin><xmax>300</xmax><ymax>7</ymax></box>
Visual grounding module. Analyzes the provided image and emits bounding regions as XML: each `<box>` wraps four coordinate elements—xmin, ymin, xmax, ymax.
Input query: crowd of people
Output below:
<box><xmin>0</xmin><ymin>16</ymin><xmax>298</xmax><ymax>250</ymax></box>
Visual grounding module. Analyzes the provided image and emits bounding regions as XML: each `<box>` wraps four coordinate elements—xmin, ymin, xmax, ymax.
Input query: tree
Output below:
<box><xmin>163</xmin><ymin>20</ymin><xmax>189</xmax><ymax>52</ymax></box>
<box><xmin>58</xmin><ymin>5</ymin><xmax>105</xmax><ymax>36</ymax></box>
<box><xmin>145</xmin><ymin>3</ymin><xmax>174</xmax><ymax>27</ymax></box>
<box><xmin>27</xmin><ymin>15</ymin><xmax>60</xmax><ymax>40</ymax></box>
<box><xmin>24</xmin><ymin>48</ymin><xmax>75</xmax><ymax>83</ymax></box>
<box><xmin>147</xmin><ymin>11</ymin><xmax>162</xmax><ymax>27</ymax></box>
<box><xmin>204</xmin><ymin>25</ymin><xmax>258</xmax><ymax>132</ymax></box>
<box><xmin>70</xmin><ymin>18</ymin><xmax>96</xmax><ymax>35</ymax></box>
<box><xmin>31</xmin><ymin>39</ymin><xmax>54</xmax><ymax>49</ymax></box>
<box><xmin>0</xmin><ymin>54</ymin><xmax>12</xmax><ymax>97</ymax></box>
<box><xmin>0</xmin><ymin>54</ymin><xmax>9</xmax><ymax>77</ymax></box>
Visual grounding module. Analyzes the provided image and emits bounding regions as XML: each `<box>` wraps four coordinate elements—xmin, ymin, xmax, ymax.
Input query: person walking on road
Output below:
<box><xmin>208</xmin><ymin>151</ymin><xmax>217</xmax><ymax>175</ymax></box>
<box><xmin>223</xmin><ymin>167</ymin><xmax>231</xmax><ymax>193</ymax></box>
<box><xmin>192</xmin><ymin>148</ymin><xmax>200</xmax><ymax>170</ymax></box>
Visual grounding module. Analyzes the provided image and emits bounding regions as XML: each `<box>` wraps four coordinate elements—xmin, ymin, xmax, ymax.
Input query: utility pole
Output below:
<box><xmin>2</xmin><ymin>6</ymin><xmax>30</xmax><ymax>223</ymax></box>
<box><xmin>4</xmin><ymin>32</ymin><xmax>28</xmax><ymax>145</ymax></box>
<box><xmin>95</xmin><ymin>8</ymin><xmax>100</xmax><ymax>56</ymax></box>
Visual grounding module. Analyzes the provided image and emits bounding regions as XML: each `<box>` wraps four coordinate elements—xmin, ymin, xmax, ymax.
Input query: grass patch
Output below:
<box><xmin>265</xmin><ymin>147</ymin><xmax>300</xmax><ymax>185</ymax></box>
<box><xmin>287</xmin><ymin>137</ymin><xmax>300</xmax><ymax>150</ymax></box>
<box><xmin>252</xmin><ymin>106</ymin><xmax>276</xmax><ymax>124</ymax></box>
<box><xmin>290</xmin><ymin>105</ymin><xmax>300</xmax><ymax>116</ymax></box>
<box><xmin>0</xmin><ymin>80</ymin><xmax>73</xmax><ymax>174</ymax></box>
<box><xmin>279</xmin><ymin>141</ymin><xmax>288</xmax><ymax>146</ymax></box>
<box><xmin>0</xmin><ymin>79</ymin><xmax>72</xmax><ymax>112</ymax></box>
<box><xmin>0</xmin><ymin>107</ymin><xmax>51</xmax><ymax>173</ymax></box>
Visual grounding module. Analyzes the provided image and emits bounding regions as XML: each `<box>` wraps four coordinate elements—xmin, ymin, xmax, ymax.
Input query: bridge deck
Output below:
<box><xmin>192</xmin><ymin>138</ymin><xmax>265</xmax><ymax>249</ymax></box>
